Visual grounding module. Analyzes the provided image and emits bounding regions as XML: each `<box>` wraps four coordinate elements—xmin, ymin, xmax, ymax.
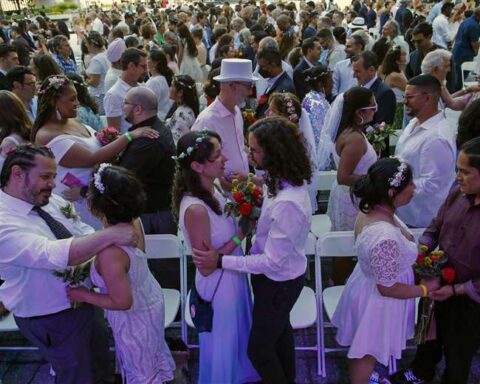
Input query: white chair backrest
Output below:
<box><xmin>145</xmin><ymin>234</ymin><xmax>182</xmax><ymax>259</ymax></box>
<box><xmin>305</xmin><ymin>232</ymin><xmax>317</xmax><ymax>255</ymax></box>
<box><xmin>461</xmin><ymin>61</ymin><xmax>476</xmax><ymax>72</ymax></box>
<box><xmin>317</xmin><ymin>170</ymin><xmax>337</xmax><ymax>191</ymax></box>
<box><xmin>317</xmin><ymin>231</ymin><xmax>355</xmax><ymax>257</ymax></box>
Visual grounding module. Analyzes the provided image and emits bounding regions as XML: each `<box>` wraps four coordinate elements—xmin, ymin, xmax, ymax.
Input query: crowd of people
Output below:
<box><xmin>0</xmin><ymin>0</ymin><xmax>479</xmax><ymax>383</ymax></box>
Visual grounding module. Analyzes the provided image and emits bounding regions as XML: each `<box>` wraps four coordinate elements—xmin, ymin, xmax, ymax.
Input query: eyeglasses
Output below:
<box><xmin>403</xmin><ymin>92</ymin><xmax>428</xmax><ymax>101</ymax></box>
<box><xmin>359</xmin><ymin>101</ymin><xmax>378</xmax><ymax>112</ymax></box>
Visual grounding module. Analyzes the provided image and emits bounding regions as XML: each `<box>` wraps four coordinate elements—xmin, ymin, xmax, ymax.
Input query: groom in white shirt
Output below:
<box><xmin>193</xmin><ymin>117</ymin><xmax>313</xmax><ymax>383</ymax></box>
<box><xmin>0</xmin><ymin>145</ymin><xmax>139</xmax><ymax>384</ymax></box>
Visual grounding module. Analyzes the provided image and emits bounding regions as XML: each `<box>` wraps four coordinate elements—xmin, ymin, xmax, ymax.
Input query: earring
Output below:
<box><xmin>56</xmin><ymin>108</ymin><xmax>62</xmax><ymax>121</ymax></box>
<box><xmin>356</xmin><ymin>116</ymin><xmax>364</xmax><ymax>126</ymax></box>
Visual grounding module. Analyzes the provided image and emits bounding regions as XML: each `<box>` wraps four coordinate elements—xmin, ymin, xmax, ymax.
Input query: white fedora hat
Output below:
<box><xmin>348</xmin><ymin>17</ymin><xmax>367</xmax><ymax>30</ymax></box>
<box><xmin>213</xmin><ymin>59</ymin><xmax>259</xmax><ymax>82</ymax></box>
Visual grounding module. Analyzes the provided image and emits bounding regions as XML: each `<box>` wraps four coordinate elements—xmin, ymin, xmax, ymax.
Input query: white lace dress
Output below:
<box><xmin>327</xmin><ymin>135</ymin><xmax>377</xmax><ymax>230</ymax></box>
<box><xmin>90</xmin><ymin>246</ymin><xmax>176</xmax><ymax>383</ymax></box>
<box><xmin>331</xmin><ymin>220</ymin><xmax>417</xmax><ymax>365</ymax></box>
<box><xmin>179</xmin><ymin>191</ymin><xmax>260</xmax><ymax>384</ymax></box>
<box><xmin>179</xmin><ymin>39</ymin><xmax>204</xmax><ymax>83</ymax></box>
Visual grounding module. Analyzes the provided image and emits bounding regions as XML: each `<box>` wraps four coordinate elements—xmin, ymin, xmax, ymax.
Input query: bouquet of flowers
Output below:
<box><xmin>414</xmin><ymin>245</ymin><xmax>451</xmax><ymax>344</ymax></box>
<box><xmin>242</xmin><ymin>109</ymin><xmax>257</xmax><ymax>132</ymax></box>
<box><xmin>96</xmin><ymin>126</ymin><xmax>119</xmax><ymax>146</ymax></box>
<box><xmin>225</xmin><ymin>173</ymin><xmax>263</xmax><ymax>234</ymax></box>
<box><xmin>365</xmin><ymin>122</ymin><xmax>397</xmax><ymax>154</ymax></box>
<box><xmin>53</xmin><ymin>262</ymin><xmax>92</xmax><ymax>308</ymax></box>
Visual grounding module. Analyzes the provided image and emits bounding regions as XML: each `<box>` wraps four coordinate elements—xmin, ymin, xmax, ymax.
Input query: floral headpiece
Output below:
<box><xmin>389</xmin><ymin>159</ymin><xmax>408</xmax><ymax>188</ymax></box>
<box><xmin>304</xmin><ymin>71</ymin><xmax>331</xmax><ymax>83</ymax></box>
<box><xmin>174</xmin><ymin>76</ymin><xmax>195</xmax><ymax>90</ymax></box>
<box><xmin>172</xmin><ymin>133</ymin><xmax>209</xmax><ymax>161</ymax></box>
<box><xmin>37</xmin><ymin>76</ymin><xmax>68</xmax><ymax>94</ymax></box>
<box><xmin>285</xmin><ymin>97</ymin><xmax>299</xmax><ymax>123</ymax></box>
<box><xmin>93</xmin><ymin>163</ymin><xmax>111</xmax><ymax>194</ymax></box>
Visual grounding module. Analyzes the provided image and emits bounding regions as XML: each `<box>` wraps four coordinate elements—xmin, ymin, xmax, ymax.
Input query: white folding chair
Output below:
<box><xmin>317</xmin><ymin>170</ymin><xmax>337</xmax><ymax>192</ymax></box>
<box><xmin>144</xmin><ymin>234</ymin><xmax>184</xmax><ymax>331</ymax></box>
<box><xmin>461</xmin><ymin>61</ymin><xmax>477</xmax><ymax>88</ymax></box>
<box><xmin>311</xmin><ymin>214</ymin><xmax>332</xmax><ymax>238</ymax></box>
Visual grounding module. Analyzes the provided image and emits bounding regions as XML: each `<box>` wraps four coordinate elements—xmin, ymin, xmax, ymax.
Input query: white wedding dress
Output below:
<box><xmin>332</xmin><ymin>220</ymin><xmax>417</xmax><ymax>365</ymax></box>
<box><xmin>327</xmin><ymin>134</ymin><xmax>377</xmax><ymax>230</ymax></box>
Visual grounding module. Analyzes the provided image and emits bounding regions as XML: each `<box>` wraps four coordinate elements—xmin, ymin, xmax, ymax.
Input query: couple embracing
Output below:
<box><xmin>172</xmin><ymin>116</ymin><xmax>312</xmax><ymax>384</ymax></box>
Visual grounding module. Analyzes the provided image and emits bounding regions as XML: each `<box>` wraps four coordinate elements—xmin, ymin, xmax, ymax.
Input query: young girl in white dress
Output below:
<box><xmin>332</xmin><ymin>157</ymin><xmax>440</xmax><ymax>384</ymax></box>
<box><xmin>172</xmin><ymin>131</ymin><xmax>260</xmax><ymax>384</ymax></box>
<box><xmin>67</xmin><ymin>164</ymin><xmax>175</xmax><ymax>383</ymax></box>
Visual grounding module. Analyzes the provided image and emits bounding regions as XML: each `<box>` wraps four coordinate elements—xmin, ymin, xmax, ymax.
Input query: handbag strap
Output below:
<box><xmin>209</xmin><ymin>270</ymin><xmax>224</xmax><ymax>302</ymax></box>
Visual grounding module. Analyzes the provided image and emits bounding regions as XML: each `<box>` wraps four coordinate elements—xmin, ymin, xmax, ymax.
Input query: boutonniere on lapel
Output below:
<box><xmin>257</xmin><ymin>94</ymin><xmax>269</xmax><ymax>106</ymax></box>
<box><xmin>61</xmin><ymin>203</ymin><xmax>80</xmax><ymax>221</ymax></box>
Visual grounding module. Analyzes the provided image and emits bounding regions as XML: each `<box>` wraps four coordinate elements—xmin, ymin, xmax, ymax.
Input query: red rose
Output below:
<box><xmin>253</xmin><ymin>188</ymin><xmax>262</xmax><ymax>200</ymax></box>
<box><xmin>441</xmin><ymin>267</ymin><xmax>456</xmax><ymax>284</ymax></box>
<box><xmin>233</xmin><ymin>192</ymin><xmax>243</xmax><ymax>203</ymax></box>
<box><xmin>258</xmin><ymin>94</ymin><xmax>268</xmax><ymax>105</ymax></box>
<box><xmin>416</xmin><ymin>255</ymin><xmax>425</xmax><ymax>264</ymax></box>
<box><xmin>239</xmin><ymin>203</ymin><xmax>252</xmax><ymax>216</ymax></box>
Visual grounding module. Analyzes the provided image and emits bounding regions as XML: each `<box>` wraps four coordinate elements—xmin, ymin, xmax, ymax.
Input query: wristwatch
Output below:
<box><xmin>217</xmin><ymin>253</ymin><xmax>224</xmax><ymax>269</ymax></box>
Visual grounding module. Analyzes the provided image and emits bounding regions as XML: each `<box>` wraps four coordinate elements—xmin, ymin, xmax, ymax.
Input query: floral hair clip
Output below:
<box><xmin>285</xmin><ymin>98</ymin><xmax>299</xmax><ymax>123</ymax></box>
<box><xmin>388</xmin><ymin>160</ymin><xmax>408</xmax><ymax>188</ymax></box>
<box><xmin>38</xmin><ymin>76</ymin><xmax>68</xmax><ymax>94</ymax></box>
<box><xmin>171</xmin><ymin>133</ymin><xmax>209</xmax><ymax>161</ymax></box>
<box><xmin>174</xmin><ymin>76</ymin><xmax>194</xmax><ymax>89</ymax></box>
<box><xmin>93</xmin><ymin>163</ymin><xmax>111</xmax><ymax>194</ymax></box>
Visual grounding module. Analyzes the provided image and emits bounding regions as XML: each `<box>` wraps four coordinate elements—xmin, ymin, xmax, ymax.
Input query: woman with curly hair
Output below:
<box><xmin>172</xmin><ymin>131</ymin><xmax>260</xmax><ymax>384</ymax></box>
<box><xmin>194</xmin><ymin>117</ymin><xmax>312</xmax><ymax>384</ymax></box>
<box><xmin>31</xmin><ymin>75</ymin><xmax>159</xmax><ymax>228</ymax></box>
<box><xmin>177</xmin><ymin>23</ymin><xmax>204</xmax><ymax>82</ymax></box>
<box><xmin>166</xmin><ymin>75</ymin><xmax>199</xmax><ymax>143</ymax></box>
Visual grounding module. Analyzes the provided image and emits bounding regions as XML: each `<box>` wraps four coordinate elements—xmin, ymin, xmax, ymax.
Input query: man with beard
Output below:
<box><xmin>104</xmin><ymin>47</ymin><xmax>147</xmax><ymax>133</ymax></box>
<box><xmin>331</xmin><ymin>34</ymin><xmax>365</xmax><ymax>98</ymax></box>
<box><xmin>192</xmin><ymin>59</ymin><xmax>258</xmax><ymax>190</ymax></box>
<box><xmin>119</xmin><ymin>87</ymin><xmax>176</xmax><ymax>235</ymax></box>
<box><xmin>394</xmin><ymin>74</ymin><xmax>456</xmax><ymax>229</ymax></box>
<box><xmin>0</xmin><ymin>145</ymin><xmax>139</xmax><ymax>383</ymax></box>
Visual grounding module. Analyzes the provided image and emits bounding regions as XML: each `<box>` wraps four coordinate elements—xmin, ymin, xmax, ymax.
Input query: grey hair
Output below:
<box><xmin>421</xmin><ymin>49</ymin><xmax>452</xmax><ymax>75</ymax></box>
<box><xmin>258</xmin><ymin>36</ymin><xmax>279</xmax><ymax>50</ymax></box>
<box><xmin>231</xmin><ymin>17</ymin><xmax>246</xmax><ymax>30</ymax></box>
<box><xmin>385</xmin><ymin>20</ymin><xmax>400</xmax><ymax>37</ymax></box>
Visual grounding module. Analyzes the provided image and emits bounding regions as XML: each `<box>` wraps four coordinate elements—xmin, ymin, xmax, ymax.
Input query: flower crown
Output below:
<box><xmin>171</xmin><ymin>133</ymin><xmax>209</xmax><ymax>161</ymax></box>
<box><xmin>38</xmin><ymin>76</ymin><xmax>84</xmax><ymax>94</ymax></box>
<box><xmin>285</xmin><ymin>97</ymin><xmax>299</xmax><ymax>123</ymax></box>
<box><xmin>304</xmin><ymin>71</ymin><xmax>330</xmax><ymax>83</ymax></box>
<box><xmin>93</xmin><ymin>163</ymin><xmax>111</xmax><ymax>194</ymax></box>
<box><xmin>174</xmin><ymin>76</ymin><xmax>195</xmax><ymax>90</ymax></box>
<box><xmin>389</xmin><ymin>159</ymin><xmax>408</xmax><ymax>188</ymax></box>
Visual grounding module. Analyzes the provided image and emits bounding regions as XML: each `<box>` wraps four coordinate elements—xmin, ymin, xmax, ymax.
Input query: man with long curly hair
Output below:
<box><xmin>193</xmin><ymin>116</ymin><xmax>313</xmax><ymax>383</ymax></box>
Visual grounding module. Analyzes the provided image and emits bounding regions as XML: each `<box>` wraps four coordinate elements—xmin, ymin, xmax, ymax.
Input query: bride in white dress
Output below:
<box><xmin>172</xmin><ymin>131</ymin><xmax>259</xmax><ymax>384</ymax></box>
<box><xmin>331</xmin><ymin>157</ymin><xmax>440</xmax><ymax>384</ymax></box>
<box><xmin>318</xmin><ymin>87</ymin><xmax>378</xmax><ymax>231</ymax></box>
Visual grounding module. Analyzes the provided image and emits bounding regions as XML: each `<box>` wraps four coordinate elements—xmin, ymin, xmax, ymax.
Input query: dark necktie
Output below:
<box><xmin>32</xmin><ymin>206</ymin><xmax>73</xmax><ymax>240</ymax></box>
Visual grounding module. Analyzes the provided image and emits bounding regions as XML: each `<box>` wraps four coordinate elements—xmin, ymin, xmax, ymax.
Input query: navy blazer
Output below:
<box><xmin>256</xmin><ymin>71</ymin><xmax>296</xmax><ymax>118</ymax></box>
<box><xmin>293</xmin><ymin>59</ymin><xmax>311</xmax><ymax>102</ymax></box>
<box><xmin>370</xmin><ymin>78</ymin><xmax>397</xmax><ymax>125</ymax></box>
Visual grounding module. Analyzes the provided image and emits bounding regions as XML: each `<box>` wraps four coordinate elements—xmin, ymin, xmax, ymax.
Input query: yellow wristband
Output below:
<box><xmin>419</xmin><ymin>284</ymin><xmax>428</xmax><ymax>297</ymax></box>
<box><xmin>232</xmin><ymin>235</ymin><xmax>242</xmax><ymax>246</ymax></box>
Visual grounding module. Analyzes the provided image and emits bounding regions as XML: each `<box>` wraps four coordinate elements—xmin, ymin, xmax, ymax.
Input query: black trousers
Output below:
<box><xmin>248</xmin><ymin>273</ymin><xmax>304</xmax><ymax>384</ymax></box>
<box><xmin>15</xmin><ymin>305</ymin><xmax>111</xmax><ymax>384</ymax></box>
<box><xmin>409</xmin><ymin>296</ymin><xmax>480</xmax><ymax>384</ymax></box>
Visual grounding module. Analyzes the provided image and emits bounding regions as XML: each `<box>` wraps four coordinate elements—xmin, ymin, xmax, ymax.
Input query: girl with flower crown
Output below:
<box><xmin>172</xmin><ymin>131</ymin><xmax>260</xmax><ymax>384</ymax></box>
<box><xmin>31</xmin><ymin>75</ymin><xmax>159</xmax><ymax>228</ymax></box>
<box><xmin>66</xmin><ymin>164</ymin><xmax>175</xmax><ymax>383</ymax></box>
<box><xmin>332</xmin><ymin>157</ymin><xmax>440</xmax><ymax>383</ymax></box>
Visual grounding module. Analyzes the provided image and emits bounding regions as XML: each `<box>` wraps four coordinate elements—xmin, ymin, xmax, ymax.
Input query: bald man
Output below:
<box><xmin>118</xmin><ymin>87</ymin><xmax>176</xmax><ymax>235</ymax></box>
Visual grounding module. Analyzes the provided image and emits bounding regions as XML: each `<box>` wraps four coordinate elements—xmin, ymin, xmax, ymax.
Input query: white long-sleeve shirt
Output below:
<box><xmin>222</xmin><ymin>182</ymin><xmax>312</xmax><ymax>281</ymax></box>
<box><xmin>432</xmin><ymin>14</ymin><xmax>454</xmax><ymax>49</ymax></box>
<box><xmin>332</xmin><ymin>59</ymin><xmax>357</xmax><ymax>98</ymax></box>
<box><xmin>0</xmin><ymin>191</ymin><xmax>94</xmax><ymax>317</ymax></box>
<box><xmin>394</xmin><ymin>112</ymin><xmax>456</xmax><ymax>228</ymax></box>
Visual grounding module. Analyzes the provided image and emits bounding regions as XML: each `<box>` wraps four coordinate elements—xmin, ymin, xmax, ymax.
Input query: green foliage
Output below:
<box><xmin>46</xmin><ymin>1</ymin><xmax>78</xmax><ymax>14</ymax></box>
